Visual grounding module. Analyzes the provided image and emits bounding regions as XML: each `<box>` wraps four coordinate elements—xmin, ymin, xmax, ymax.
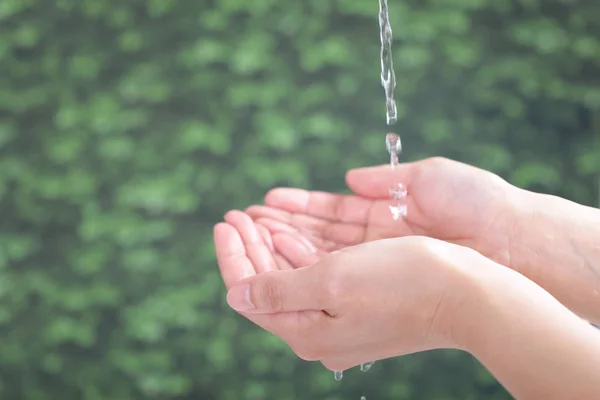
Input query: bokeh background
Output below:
<box><xmin>1</xmin><ymin>0</ymin><xmax>599</xmax><ymax>399</ymax></box>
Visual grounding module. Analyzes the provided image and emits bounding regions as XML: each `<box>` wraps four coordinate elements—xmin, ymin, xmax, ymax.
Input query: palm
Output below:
<box><xmin>214</xmin><ymin>210</ymin><xmax>328</xmax><ymax>339</ymax></box>
<box><xmin>246</xmin><ymin>158</ymin><xmax>512</xmax><ymax>263</ymax></box>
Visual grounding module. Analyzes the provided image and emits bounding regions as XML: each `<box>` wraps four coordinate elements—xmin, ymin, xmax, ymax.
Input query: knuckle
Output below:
<box><xmin>321</xmin><ymin>263</ymin><xmax>343</xmax><ymax>303</ymax></box>
<box><xmin>257</xmin><ymin>277</ymin><xmax>284</xmax><ymax>312</ymax></box>
<box><xmin>333</xmin><ymin>195</ymin><xmax>348</xmax><ymax>222</ymax></box>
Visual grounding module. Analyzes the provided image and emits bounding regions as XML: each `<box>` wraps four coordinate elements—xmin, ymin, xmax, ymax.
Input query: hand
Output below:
<box><xmin>214</xmin><ymin>214</ymin><xmax>482</xmax><ymax>371</ymax></box>
<box><xmin>246</xmin><ymin>157</ymin><xmax>519</xmax><ymax>268</ymax></box>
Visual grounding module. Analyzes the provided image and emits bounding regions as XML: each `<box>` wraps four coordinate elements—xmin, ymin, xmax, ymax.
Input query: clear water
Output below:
<box><xmin>360</xmin><ymin>362</ymin><xmax>374</xmax><ymax>372</ymax></box>
<box><xmin>386</xmin><ymin>133</ymin><xmax>407</xmax><ymax>220</ymax></box>
<box><xmin>389</xmin><ymin>182</ymin><xmax>407</xmax><ymax>199</ymax></box>
<box><xmin>334</xmin><ymin>370</ymin><xmax>343</xmax><ymax>381</ymax></box>
<box><xmin>379</xmin><ymin>0</ymin><xmax>397</xmax><ymax>125</ymax></box>
<box><xmin>385</xmin><ymin>132</ymin><xmax>401</xmax><ymax>166</ymax></box>
<box><xmin>356</xmin><ymin>0</ymin><xmax>404</xmax><ymax>381</ymax></box>
<box><xmin>333</xmin><ymin>0</ymin><xmax>402</xmax><ymax>387</ymax></box>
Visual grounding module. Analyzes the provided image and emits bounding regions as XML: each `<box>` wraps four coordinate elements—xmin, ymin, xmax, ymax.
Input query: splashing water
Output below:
<box><xmin>379</xmin><ymin>0</ymin><xmax>397</xmax><ymax>125</ymax></box>
<box><xmin>386</xmin><ymin>133</ymin><xmax>407</xmax><ymax>220</ymax></box>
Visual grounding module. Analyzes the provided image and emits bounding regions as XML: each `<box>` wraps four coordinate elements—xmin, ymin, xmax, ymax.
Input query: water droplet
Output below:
<box><xmin>360</xmin><ymin>362</ymin><xmax>374</xmax><ymax>372</ymax></box>
<box><xmin>390</xmin><ymin>204</ymin><xmax>407</xmax><ymax>220</ymax></box>
<box><xmin>334</xmin><ymin>370</ymin><xmax>343</xmax><ymax>381</ymax></box>
<box><xmin>361</xmin><ymin>397</ymin><xmax>367</xmax><ymax>400</ymax></box>
<box><xmin>386</xmin><ymin>99</ymin><xmax>397</xmax><ymax>125</ymax></box>
<box><xmin>385</xmin><ymin>133</ymin><xmax>401</xmax><ymax>155</ymax></box>
<box><xmin>386</xmin><ymin>133</ymin><xmax>401</xmax><ymax>168</ymax></box>
<box><xmin>389</xmin><ymin>183</ymin><xmax>407</xmax><ymax>200</ymax></box>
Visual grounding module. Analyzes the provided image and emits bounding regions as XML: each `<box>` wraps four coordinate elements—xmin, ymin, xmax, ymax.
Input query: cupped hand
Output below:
<box><xmin>214</xmin><ymin>213</ymin><xmax>480</xmax><ymax>371</ymax></box>
<box><xmin>214</xmin><ymin>210</ymin><xmax>326</xmax><ymax>338</ymax></box>
<box><xmin>246</xmin><ymin>157</ymin><xmax>520</xmax><ymax>268</ymax></box>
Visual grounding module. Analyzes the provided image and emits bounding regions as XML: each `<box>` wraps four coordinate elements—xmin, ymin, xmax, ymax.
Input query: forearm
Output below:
<box><xmin>508</xmin><ymin>188</ymin><xmax>600</xmax><ymax>323</ymax></box>
<box><xmin>465</xmin><ymin>264</ymin><xmax>600</xmax><ymax>400</ymax></box>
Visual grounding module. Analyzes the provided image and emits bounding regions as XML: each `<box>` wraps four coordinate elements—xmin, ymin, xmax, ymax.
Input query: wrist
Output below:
<box><xmin>461</xmin><ymin>262</ymin><xmax>600</xmax><ymax>399</ymax></box>
<box><xmin>457</xmin><ymin>261</ymin><xmax>531</xmax><ymax>355</ymax></box>
<box><xmin>456</xmin><ymin>257</ymin><xmax>578</xmax><ymax>355</ymax></box>
<box><xmin>429</xmin><ymin>244</ymin><xmax>513</xmax><ymax>352</ymax></box>
<box><xmin>506</xmin><ymin>188</ymin><xmax>600</xmax><ymax>322</ymax></box>
<box><xmin>474</xmin><ymin>181</ymin><xmax>530</xmax><ymax>270</ymax></box>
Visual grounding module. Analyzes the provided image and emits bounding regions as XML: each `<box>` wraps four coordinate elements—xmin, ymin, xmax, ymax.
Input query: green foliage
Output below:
<box><xmin>0</xmin><ymin>0</ymin><xmax>598</xmax><ymax>398</ymax></box>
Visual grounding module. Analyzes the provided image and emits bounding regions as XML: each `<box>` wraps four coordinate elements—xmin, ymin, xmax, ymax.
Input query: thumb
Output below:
<box><xmin>226</xmin><ymin>265</ymin><xmax>331</xmax><ymax>314</ymax></box>
<box><xmin>346</xmin><ymin>163</ymin><xmax>415</xmax><ymax>198</ymax></box>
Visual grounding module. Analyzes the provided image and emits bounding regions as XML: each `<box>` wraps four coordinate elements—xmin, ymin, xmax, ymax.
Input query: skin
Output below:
<box><xmin>244</xmin><ymin>157</ymin><xmax>600</xmax><ymax>324</ymax></box>
<box><xmin>214</xmin><ymin>156</ymin><xmax>600</xmax><ymax>398</ymax></box>
<box><xmin>213</xmin><ymin>220</ymin><xmax>600</xmax><ymax>400</ymax></box>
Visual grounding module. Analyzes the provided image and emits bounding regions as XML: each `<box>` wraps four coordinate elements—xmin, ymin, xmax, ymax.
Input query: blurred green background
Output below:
<box><xmin>1</xmin><ymin>0</ymin><xmax>599</xmax><ymax>399</ymax></box>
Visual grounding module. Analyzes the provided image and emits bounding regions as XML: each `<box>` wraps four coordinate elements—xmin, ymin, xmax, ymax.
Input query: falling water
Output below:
<box><xmin>379</xmin><ymin>0</ymin><xmax>397</xmax><ymax>125</ymax></box>
<box><xmin>386</xmin><ymin>133</ymin><xmax>407</xmax><ymax>219</ymax></box>
<box><xmin>333</xmin><ymin>0</ymin><xmax>404</xmax><ymax>390</ymax></box>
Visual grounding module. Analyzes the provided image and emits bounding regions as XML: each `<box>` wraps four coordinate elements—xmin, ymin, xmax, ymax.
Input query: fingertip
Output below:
<box><xmin>264</xmin><ymin>188</ymin><xmax>285</xmax><ymax>204</ymax></box>
<box><xmin>213</xmin><ymin>222</ymin><xmax>243</xmax><ymax>257</ymax></box>
<box><xmin>264</xmin><ymin>188</ymin><xmax>290</xmax><ymax>205</ymax></box>
<box><xmin>265</xmin><ymin>188</ymin><xmax>309</xmax><ymax>210</ymax></box>
<box><xmin>226</xmin><ymin>283</ymin><xmax>255</xmax><ymax>312</ymax></box>
<box><xmin>224</xmin><ymin>209</ymin><xmax>244</xmax><ymax>222</ymax></box>
<box><xmin>214</xmin><ymin>222</ymin><xmax>233</xmax><ymax>239</ymax></box>
<box><xmin>244</xmin><ymin>205</ymin><xmax>260</xmax><ymax>217</ymax></box>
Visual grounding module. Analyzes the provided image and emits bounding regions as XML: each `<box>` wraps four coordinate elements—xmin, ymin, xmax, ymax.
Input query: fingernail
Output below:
<box><xmin>226</xmin><ymin>284</ymin><xmax>255</xmax><ymax>311</ymax></box>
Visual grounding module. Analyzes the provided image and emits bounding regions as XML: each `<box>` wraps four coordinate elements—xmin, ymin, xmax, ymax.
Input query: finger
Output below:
<box><xmin>226</xmin><ymin>261</ymin><xmax>334</xmax><ymax>313</ymax></box>
<box><xmin>273</xmin><ymin>233</ymin><xmax>324</xmax><ymax>269</ymax></box>
<box><xmin>290</xmin><ymin>214</ymin><xmax>365</xmax><ymax>246</ymax></box>
<box><xmin>256</xmin><ymin>222</ymin><xmax>295</xmax><ymax>270</ymax></box>
<box><xmin>248</xmin><ymin>205</ymin><xmax>366</xmax><ymax>247</ymax></box>
<box><xmin>214</xmin><ymin>223</ymin><xmax>257</xmax><ymax>289</ymax></box>
<box><xmin>246</xmin><ymin>205</ymin><xmax>292</xmax><ymax>224</ymax></box>
<box><xmin>256</xmin><ymin>223</ymin><xmax>274</xmax><ymax>252</ymax></box>
<box><xmin>346</xmin><ymin>163</ymin><xmax>416</xmax><ymax>199</ymax></box>
<box><xmin>256</xmin><ymin>217</ymin><xmax>338</xmax><ymax>252</ymax></box>
<box><xmin>224</xmin><ymin>210</ymin><xmax>277</xmax><ymax>273</ymax></box>
<box><xmin>274</xmin><ymin>254</ymin><xmax>294</xmax><ymax>270</ymax></box>
<box><xmin>265</xmin><ymin>189</ymin><xmax>372</xmax><ymax>224</ymax></box>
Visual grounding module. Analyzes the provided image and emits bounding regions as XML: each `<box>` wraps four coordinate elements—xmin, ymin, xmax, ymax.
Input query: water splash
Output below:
<box><xmin>386</xmin><ymin>133</ymin><xmax>407</xmax><ymax>220</ymax></box>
